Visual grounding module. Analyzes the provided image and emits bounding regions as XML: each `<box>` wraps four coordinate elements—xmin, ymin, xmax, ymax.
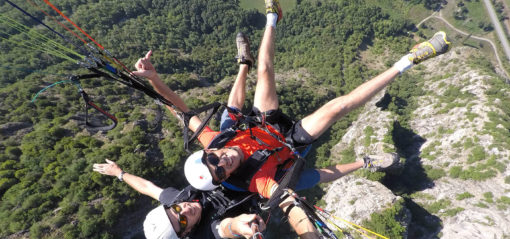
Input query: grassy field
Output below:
<box><xmin>439</xmin><ymin>0</ymin><xmax>510</xmax><ymax>75</ymax></box>
<box><xmin>364</xmin><ymin>0</ymin><xmax>432</xmax><ymax>24</ymax></box>
<box><xmin>442</xmin><ymin>0</ymin><xmax>491</xmax><ymax>35</ymax></box>
<box><xmin>239</xmin><ymin>0</ymin><xmax>297</xmax><ymax>12</ymax></box>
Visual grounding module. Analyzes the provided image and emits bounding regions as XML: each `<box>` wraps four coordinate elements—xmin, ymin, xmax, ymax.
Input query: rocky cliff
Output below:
<box><xmin>324</xmin><ymin>47</ymin><xmax>510</xmax><ymax>239</ymax></box>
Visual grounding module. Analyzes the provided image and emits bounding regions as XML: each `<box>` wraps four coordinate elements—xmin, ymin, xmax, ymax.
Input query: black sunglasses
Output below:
<box><xmin>165</xmin><ymin>204</ymin><xmax>187</xmax><ymax>236</ymax></box>
<box><xmin>201</xmin><ymin>151</ymin><xmax>226</xmax><ymax>183</ymax></box>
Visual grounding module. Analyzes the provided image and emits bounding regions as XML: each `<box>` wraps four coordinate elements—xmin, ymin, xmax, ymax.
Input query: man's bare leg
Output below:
<box><xmin>228</xmin><ymin>64</ymin><xmax>249</xmax><ymax>109</ymax></box>
<box><xmin>253</xmin><ymin>1</ymin><xmax>281</xmax><ymax>113</ymax></box>
<box><xmin>316</xmin><ymin>152</ymin><xmax>400</xmax><ymax>183</ymax></box>
<box><xmin>300</xmin><ymin>31</ymin><xmax>451</xmax><ymax>140</ymax></box>
<box><xmin>301</xmin><ymin>67</ymin><xmax>400</xmax><ymax>139</ymax></box>
<box><xmin>253</xmin><ymin>26</ymin><xmax>278</xmax><ymax>112</ymax></box>
<box><xmin>316</xmin><ymin>161</ymin><xmax>365</xmax><ymax>183</ymax></box>
<box><xmin>229</xmin><ymin>32</ymin><xmax>254</xmax><ymax>109</ymax></box>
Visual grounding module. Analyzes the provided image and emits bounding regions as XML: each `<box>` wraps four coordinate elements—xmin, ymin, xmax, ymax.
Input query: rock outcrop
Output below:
<box><xmin>323</xmin><ymin>47</ymin><xmax>510</xmax><ymax>239</ymax></box>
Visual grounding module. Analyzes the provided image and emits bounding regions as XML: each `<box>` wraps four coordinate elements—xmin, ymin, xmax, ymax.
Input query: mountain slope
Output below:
<box><xmin>324</xmin><ymin>47</ymin><xmax>510</xmax><ymax>239</ymax></box>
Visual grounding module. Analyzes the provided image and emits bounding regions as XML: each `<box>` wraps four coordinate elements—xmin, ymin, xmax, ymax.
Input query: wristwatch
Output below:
<box><xmin>118</xmin><ymin>171</ymin><xmax>126</xmax><ymax>181</ymax></box>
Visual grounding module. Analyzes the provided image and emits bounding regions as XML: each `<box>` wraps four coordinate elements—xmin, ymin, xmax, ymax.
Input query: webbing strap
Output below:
<box><xmin>72</xmin><ymin>74</ymin><xmax>118</xmax><ymax>131</ymax></box>
<box><xmin>261</xmin><ymin>154</ymin><xmax>305</xmax><ymax>211</ymax></box>
<box><xmin>82</xmin><ymin>93</ymin><xmax>118</xmax><ymax>131</ymax></box>
<box><xmin>182</xmin><ymin>102</ymin><xmax>223</xmax><ymax>151</ymax></box>
<box><xmin>294</xmin><ymin>196</ymin><xmax>339</xmax><ymax>239</ymax></box>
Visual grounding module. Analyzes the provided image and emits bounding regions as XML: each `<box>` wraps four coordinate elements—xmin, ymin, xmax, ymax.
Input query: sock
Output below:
<box><xmin>362</xmin><ymin>156</ymin><xmax>370</xmax><ymax>168</ymax></box>
<box><xmin>393</xmin><ymin>54</ymin><xmax>413</xmax><ymax>73</ymax></box>
<box><xmin>266</xmin><ymin>13</ymin><xmax>278</xmax><ymax>28</ymax></box>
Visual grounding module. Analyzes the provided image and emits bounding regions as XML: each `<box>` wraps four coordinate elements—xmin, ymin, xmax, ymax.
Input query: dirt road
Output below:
<box><xmin>482</xmin><ymin>0</ymin><xmax>510</xmax><ymax>61</ymax></box>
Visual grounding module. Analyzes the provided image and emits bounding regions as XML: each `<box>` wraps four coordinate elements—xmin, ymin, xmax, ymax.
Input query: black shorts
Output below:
<box><xmin>249</xmin><ymin>107</ymin><xmax>314</xmax><ymax>148</ymax></box>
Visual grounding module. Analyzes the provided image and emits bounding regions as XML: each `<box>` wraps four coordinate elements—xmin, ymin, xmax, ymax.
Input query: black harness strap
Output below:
<box><xmin>293</xmin><ymin>195</ymin><xmax>339</xmax><ymax>239</ymax></box>
<box><xmin>225</xmin><ymin>148</ymin><xmax>282</xmax><ymax>189</ymax></box>
<box><xmin>80</xmin><ymin>90</ymin><xmax>118</xmax><ymax>131</ymax></box>
<box><xmin>70</xmin><ymin>74</ymin><xmax>118</xmax><ymax>131</ymax></box>
<box><xmin>261</xmin><ymin>154</ymin><xmax>305</xmax><ymax>211</ymax></box>
<box><xmin>181</xmin><ymin>186</ymin><xmax>261</xmax><ymax>222</ymax></box>
<box><xmin>182</xmin><ymin>102</ymin><xmax>223</xmax><ymax>152</ymax></box>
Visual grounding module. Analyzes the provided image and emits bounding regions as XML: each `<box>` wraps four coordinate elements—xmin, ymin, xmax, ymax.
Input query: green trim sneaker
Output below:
<box><xmin>409</xmin><ymin>31</ymin><xmax>451</xmax><ymax>64</ymax></box>
<box><xmin>235</xmin><ymin>32</ymin><xmax>254</xmax><ymax>69</ymax></box>
<box><xmin>363</xmin><ymin>153</ymin><xmax>400</xmax><ymax>172</ymax></box>
<box><xmin>265</xmin><ymin>0</ymin><xmax>283</xmax><ymax>22</ymax></box>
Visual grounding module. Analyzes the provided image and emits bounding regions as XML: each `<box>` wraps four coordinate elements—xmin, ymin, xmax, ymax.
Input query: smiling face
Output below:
<box><xmin>166</xmin><ymin>201</ymin><xmax>202</xmax><ymax>236</ymax></box>
<box><xmin>204</xmin><ymin>146</ymin><xmax>243</xmax><ymax>182</ymax></box>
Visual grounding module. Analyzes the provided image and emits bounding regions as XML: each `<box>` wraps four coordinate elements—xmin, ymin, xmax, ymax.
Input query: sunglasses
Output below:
<box><xmin>201</xmin><ymin>151</ymin><xmax>226</xmax><ymax>183</ymax></box>
<box><xmin>165</xmin><ymin>204</ymin><xmax>187</xmax><ymax>236</ymax></box>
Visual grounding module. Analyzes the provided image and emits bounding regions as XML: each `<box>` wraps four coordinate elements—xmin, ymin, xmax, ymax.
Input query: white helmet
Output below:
<box><xmin>143</xmin><ymin>205</ymin><xmax>178</xmax><ymax>239</ymax></box>
<box><xmin>184</xmin><ymin>150</ymin><xmax>218</xmax><ymax>191</ymax></box>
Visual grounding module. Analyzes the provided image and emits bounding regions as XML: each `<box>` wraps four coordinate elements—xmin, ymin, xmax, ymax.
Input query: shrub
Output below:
<box><xmin>460</xmin><ymin>167</ymin><xmax>496</xmax><ymax>181</ymax></box>
<box><xmin>424</xmin><ymin>199</ymin><xmax>451</xmax><ymax>214</ymax></box>
<box><xmin>424</xmin><ymin>165</ymin><xmax>446</xmax><ymax>180</ymax></box>
<box><xmin>364</xmin><ymin>126</ymin><xmax>375</xmax><ymax>147</ymax></box>
<box><xmin>362</xmin><ymin>199</ymin><xmax>407</xmax><ymax>239</ymax></box>
<box><xmin>497</xmin><ymin>196</ymin><xmax>510</xmax><ymax>205</ymax></box>
<box><xmin>483</xmin><ymin>192</ymin><xmax>494</xmax><ymax>203</ymax></box>
<box><xmin>443</xmin><ymin>207</ymin><xmax>464</xmax><ymax>217</ymax></box>
<box><xmin>463</xmin><ymin>138</ymin><xmax>475</xmax><ymax>149</ymax></box>
<box><xmin>449</xmin><ymin>166</ymin><xmax>462</xmax><ymax>178</ymax></box>
<box><xmin>339</xmin><ymin>145</ymin><xmax>356</xmax><ymax>164</ymax></box>
<box><xmin>456</xmin><ymin>192</ymin><xmax>474</xmax><ymax>200</ymax></box>
<box><xmin>29</xmin><ymin>222</ymin><xmax>50</xmax><ymax>239</ymax></box>
<box><xmin>467</xmin><ymin>146</ymin><xmax>486</xmax><ymax>163</ymax></box>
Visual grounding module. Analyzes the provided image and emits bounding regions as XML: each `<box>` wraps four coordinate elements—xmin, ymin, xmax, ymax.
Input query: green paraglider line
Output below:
<box><xmin>31</xmin><ymin>79</ymin><xmax>81</xmax><ymax>103</ymax></box>
<box><xmin>0</xmin><ymin>15</ymin><xmax>84</xmax><ymax>63</ymax></box>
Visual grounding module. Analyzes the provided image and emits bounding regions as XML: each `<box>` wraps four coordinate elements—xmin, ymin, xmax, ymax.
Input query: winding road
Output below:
<box><xmin>416</xmin><ymin>10</ymin><xmax>510</xmax><ymax>79</ymax></box>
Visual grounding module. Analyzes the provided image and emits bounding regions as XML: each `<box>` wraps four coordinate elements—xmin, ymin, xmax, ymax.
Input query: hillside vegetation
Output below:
<box><xmin>3</xmin><ymin>0</ymin><xmax>508</xmax><ymax>239</ymax></box>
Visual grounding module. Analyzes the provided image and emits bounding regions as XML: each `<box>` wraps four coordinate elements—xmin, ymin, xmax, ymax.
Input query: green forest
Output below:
<box><xmin>0</xmin><ymin>0</ymin><xmax>450</xmax><ymax>238</ymax></box>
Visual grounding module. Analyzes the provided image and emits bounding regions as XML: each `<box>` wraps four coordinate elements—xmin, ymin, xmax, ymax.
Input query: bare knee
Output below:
<box><xmin>257</xmin><ymin>62</ymin><xmax>274</xmax><ymax>77</ymax></box>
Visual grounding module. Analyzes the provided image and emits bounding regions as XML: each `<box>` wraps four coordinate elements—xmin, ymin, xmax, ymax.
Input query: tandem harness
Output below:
<box><xmin>181</xmin><ymin>104</ymin><xmax>340</xmax><ymax>238</ymax></box>
<box><xmin>180</xmin><ymin>103</ymin><xmax>309</xmax><ymax>211</ymax></box>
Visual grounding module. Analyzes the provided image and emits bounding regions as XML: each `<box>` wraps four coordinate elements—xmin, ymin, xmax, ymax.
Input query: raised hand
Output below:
<box><xmin>93</xmin><ymin>159</ymin><xmax>122</xmax><ymax>177</ymax></box>
<box><xmin>132</xmin><ymin>50</ymin><xmax>157</xmax><ymax>80</ymax></box>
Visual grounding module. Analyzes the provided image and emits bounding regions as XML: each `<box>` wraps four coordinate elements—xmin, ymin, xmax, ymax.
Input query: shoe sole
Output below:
<box><xmin>410</xmin><ymin>31</ymin><xmax>451</xmax><ymax>63</ymax></box>
<box><xmin>266</xmin><ymin>0</ymin><xmax>283</xmax><ymax>22</ymax></box>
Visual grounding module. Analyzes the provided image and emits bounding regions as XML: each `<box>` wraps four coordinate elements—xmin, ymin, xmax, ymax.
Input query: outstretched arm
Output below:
<box><xmin>93</xmin><ymin>159</ymin><xmax>163</xmax><ymax>200</ymax></box>
<box><xmin>132</xmin><ymin>50</ymin><xmax>202</xmax><ymax>132</ymax></box>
